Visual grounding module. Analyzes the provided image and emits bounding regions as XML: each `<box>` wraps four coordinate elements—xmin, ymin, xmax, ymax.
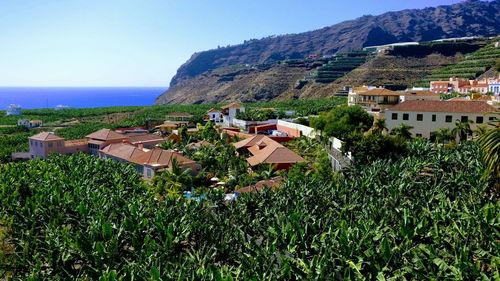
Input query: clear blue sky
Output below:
<box><xmin>0</xmin><ymin>0</ymin><xmax>458</xmax><ymax>87</ymax></box>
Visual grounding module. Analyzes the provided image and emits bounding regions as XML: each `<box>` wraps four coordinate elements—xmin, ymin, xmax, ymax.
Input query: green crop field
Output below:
<box><xmin>418</xmin><ymin>39</ymin><xmax>500</xmax><ymax>86</ymax></box>
<box><xmin>0</xmin><ymin>141</ymin><xmax>497</xmax><ymax>279</ymax></box>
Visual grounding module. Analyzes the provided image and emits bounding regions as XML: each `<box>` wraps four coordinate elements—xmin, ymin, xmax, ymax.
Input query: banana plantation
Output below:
<box><xmin>0</xmin><ymin>139</ymin><xmax>498</xmax><ymax>279</ymax></box>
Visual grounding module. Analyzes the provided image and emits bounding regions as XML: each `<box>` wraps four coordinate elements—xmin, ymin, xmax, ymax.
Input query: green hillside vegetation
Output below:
<box><xmin>0</xmin><ymin>141</ymin><xmax>497</xmax><ymax>279</ymax></box>
<box><xmin>419</xmin><ymin>39</ymin><xmax>500</xmax><ymax>85</ymax></box>
<box><xmin>308</xmin><ymin>51</ymin><xmax>371</xmax><ymax>84</ymax></box>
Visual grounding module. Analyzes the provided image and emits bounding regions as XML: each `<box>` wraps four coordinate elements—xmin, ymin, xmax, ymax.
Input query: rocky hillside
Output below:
<box><xmin>157</xmin><ymin>0</ymin><xmax>500</xmax><ymax>104</ymax></box>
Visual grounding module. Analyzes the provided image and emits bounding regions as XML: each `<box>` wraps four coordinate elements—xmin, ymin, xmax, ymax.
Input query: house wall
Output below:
<box><xmin>208</xmin><ymin>112</ymin><xmax>223</xmax><ymax>122</ymax></box>
<box><xmin>29</xmin><ymin>139</ymin><xmax>65</xmax><ymax>159</ymax></box>
<box><xmin>251</xmin><ymin>123</ymin><xmax>277</xmax><ymax>134</ymax></box>
<box><xmin>62</xmin><ymin>143</ymin><xmax>88</xmax><ymax>154</ymax></box>
<box><xmin>489</xmin><ymin>83</ymin><xmax>500</xmax><ymax>95</ymax></box>
<box><xmin>400</xmin><ymin>94</ymin><xmax>440</xmax><ymax>102</ymax></box>
<box><xmin>385</xmin><ymin>110</ymin><xmax>497</xmax><ymax>138</ymax></box>
<box><xmin>276</xmin><ymin>120</ymin><xmax>317</xmax><ymax>139</ymax></box>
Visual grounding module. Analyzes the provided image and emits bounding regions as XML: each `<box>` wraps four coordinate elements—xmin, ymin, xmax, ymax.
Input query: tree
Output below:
<box><xmin>477</xmin><ymin>128</ymin><xmax>500</xmax><ymax>181</ymax></box>
<box><xmin>391</xmin><ymin>123</ymin><xmax>413</xmax><ymax>140</ymax></box>
<box><xmin>371</xmin><ymin>118</ymin><xmax>387</xmax><ymax>135</ymax></box>
<box><xmin>344</xmin><ymin>133</ymin><xmax>407</xmax><ymax>166</ymax></box>
<box><xmin>452</xmin><ymin>119</ymin><xmax>473</xmax><ymax>142</ymax></box>
<box><xmin>201</xmin><ymin>121</ymin><xmax>219</xmax><ymax>142</ymax></box>
<box><xmin>434</xmin><ymin>128</ymin><xmax>454</xmax><ymax>145</ymax></box>
<box><xmin>310</xmin><ymin>105</ymin><xmax>373</xmax><ymax>140</ymax></box>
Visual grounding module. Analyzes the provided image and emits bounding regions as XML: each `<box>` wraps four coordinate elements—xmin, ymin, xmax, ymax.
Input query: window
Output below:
<box><xmin>391</xmin><ymin>113</ymin><xmax>398</xmax><ymax>120</ymax></box>
<box><xmin>461</xmin><ymin>116</ymin><xmax>468</xmax><ymax>122</ymax></box>
<box><xmin>432</xmin><ymin>115</ymin><xmax>436</xmax><ymax>122</ymax></box>
<box><xmin>416</xmin><ymin>114</ymin><xmax>423</xmax><ymax>121</ymax></box>
<box><xmin>445</xmin><ymin>115</ymin><xmax>452</xmax><ymax>123</ymax></box>
<box><xmin>48</xmin><ymin>143</ymin><xmax>53</xmax><ymax>148</ymax></box>
<box><xmin>403</xmin><ymin>113</ymin><xmax>409</xmax><ymax>121</ymax></box>
<box><xmin>416</xmin><ymin>133</ymin><xmax>422</xmax><ymax>137</ymax></box>
<box><xmin>489</xmin><ymin>117</ymin><xmax>496</xmax><ymax>121</ymax></box>
<box><xmin>476</xmin><ymin>116</ymin><xmax>483</xmax><ymax>124</ymax></box>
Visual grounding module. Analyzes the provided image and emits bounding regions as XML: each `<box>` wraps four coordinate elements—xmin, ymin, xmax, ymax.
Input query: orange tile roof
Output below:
<box><xmin>64</xmin><ymin>139</ymin><xmax>88</xmax><ymax>147</ymax></box>
<box><xmin>126</xmin><ymin>133</ymin><xmax>164</xmax><ymax>144</ymax></box>
<box><xmin>233</xmin><ymin>135</ymin><xmax>274</xmax><ymax>150</ymax></box>
<box><xmin>142</xmin><ymin>148</ymin><xmax>196</xmax><ymax>168</ymax></box>
<box><xmin>221</xmin><ymin>102</ymin><xmax>242</xmax><ymax>109</ymax></box>
<box><xmin>403</xmin><ymin>90</ymin><xmax>439</xmax><ymax>97</ymax></box>
<box><xmin>247</xmin><ymin>141</ymin><xmax>305</xmax><ymax>166</ymax></box>
<box><xmin>100</xmin><ymin>143</ymin><xmax>148</xmax><ymax>165</ymax></box>
<box><xmin>358</xmin><ymin>88</ymin><xmax>399</xmax><ymax>96</ymax></box>
<box><xmin>29</xmin><ymin>132</ymin><xmax>64</xmax><ymax>141</ymax></box>
<box><xmin>86</xmin><ymin>129</ymin><xmax>126</xmax><ymax>141</ymax></box>
<box><xmin>207</xmin><ymin>108</ymin><xmax>221</xmax><ymax>113</ymax></box>
<box><xmin>388</xmin><ymin>100</ymin><xmax>498</xmax><ymax>113</ymax></box>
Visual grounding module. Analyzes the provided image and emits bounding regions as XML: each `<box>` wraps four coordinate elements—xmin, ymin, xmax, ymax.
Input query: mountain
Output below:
<box><xmin>157</xmin><ymin>0</ymin><xmax>500</xmax><ymax>104</ymax></box>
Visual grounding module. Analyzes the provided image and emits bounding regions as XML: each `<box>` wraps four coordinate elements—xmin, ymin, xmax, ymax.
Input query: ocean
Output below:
<box><xmin>0</xmin><ymin>87</ymin><xmax>167</xmax><ymax>109</ymax></box>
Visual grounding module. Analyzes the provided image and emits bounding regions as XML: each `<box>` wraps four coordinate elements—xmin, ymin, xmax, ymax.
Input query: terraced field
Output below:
<box><xmin>308</xmin><ymin>51</ymin><xmax>371</xmax><ymax>84</ymax></box>
<box><xmin>419</xmin><ymin>39</ymin><xmax>500</xmax><ymax>85</ymax></box>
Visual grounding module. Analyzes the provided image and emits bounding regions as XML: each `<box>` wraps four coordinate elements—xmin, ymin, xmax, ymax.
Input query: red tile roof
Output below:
<box><xmin>247</xmin><ymin>141</ymin><xmax>305</xmax><ymax>166</ymax></box>
<box><xmin>100</xmin><ymin>143</ymin><xmax>148</xmax><ymax>165</ymax></box>
<box><xmin>142</xmin><ymin>148</ymin><xmax>196</xmax><ymax>168</ymax></box>
<box><xmin>358</xmin><ymin>88</ymin><xmax>400</xmax><ymax>96</ymax></box>
<box><xmin>29</xmin><ymin>132</ymin><xmax>64</xmax><ymax>141</ymax></box>
<box><xmin>86</xmin><ymin>129</ymin><xmax>127</xmax><ymax>141</ymax></box>
<box><xmin>233</xmin><ymin>135</ymin><xmax>274</xmax><ymax>150</ymax></box>
<box><xmin>126</xmin><ymin>133</ymin><xmax>164</xmax><ymax>144</ymax></box>
<box><xmin>403</xmin><ymin>90</ymin><xmax>439</xmax><ymax>97</ymax></box>
<box><xmin>221</xmin><ymin>102</ymin><xmax>242</xmax><ymax>109</ymax></box>
<box><xmin>387</xmin><ymin>100</ymin><xmax>498</xmax><ymax>113</ymax></box>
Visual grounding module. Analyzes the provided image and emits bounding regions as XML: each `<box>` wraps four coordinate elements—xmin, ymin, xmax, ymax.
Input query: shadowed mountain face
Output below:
<box><xmin>158</xmin><ymin>0</ymin><xmax>500</xmax><ymax>104</ymax></box>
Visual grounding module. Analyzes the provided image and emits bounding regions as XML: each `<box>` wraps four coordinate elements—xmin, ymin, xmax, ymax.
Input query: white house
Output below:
<box><xmin>207</xmin><ymin>108</ymin><xmax>223</xmax><ymax>123</ymax></box>
<box><xmin>6</xmin><ymin>104</ymin><xmax>21</xmax><ymax>116</ymax></box>
<box><xmin>17</xmin><ymin>119</ymin><xmax>30</xmax><ymax>127</ymax></box>
<box><xmin>386</xmin><ymin>100</ymin><xmax>498</xmax><ymax>139</ymax></box>
<box><xmin>222</xmin><ymin>102</ymin><xmax>245</xmax><ymax>126</ymax></box>
<box><xmin>488</xmin><ymin>81</ymin><xmax>500</xmax><ymax>96</ymax></box>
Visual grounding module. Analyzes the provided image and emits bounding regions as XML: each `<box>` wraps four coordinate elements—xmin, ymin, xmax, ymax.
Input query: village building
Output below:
<box><xmin>430</xmin><ymin>81</ymin><xmax>452</xmax><ymax>94</ymax></box>
<box><xmin>26</xmin><ymin>127</ymin><xmax>197</xmax><ymax>179</ymax></box>
<box><xmin>488</xmin><ymin>79</ymin><xmax>500</xmax><ymax>95</ymax></box>
<box><xmin>348</xmin><ymin>88</ymin><xmax>401</xmax><ymax>113</ymax></box>
<box><xmin>124</xmin><ymin>133</ymin><xmax>165</xmax><ymax>149</ymax></box>
<box><xmin>85</xmin><ymin>129</ymin><xmax>129</xmax><ymax>155</ymax></box>
<box><xmin>386</xmin><ymin>100</ymin><xmax>498</xmax><ymax>140</ymax></box>
<box><xmin>221</xmin><ymin>102</ymin><xmax>245</xmax><ymax>126</ymax></box>
<box><xmin>99</xmin><ymin>144</ymin><xmax>199</xmax><ymax>179</ymax></box>
<box><xmin>29</xmin><ymin>132</ymin><xmax>88</xmax><ymax>159</ymax></box>
<box><xmin>233</xmin><ymin>136</ymin><xmax>304</xmax><ymax>170</ymax></box>
<box><xmin>186</xmin><ymin>140</ymin><xmax>214</xmax><ymax>150</ymax></box>
<box><xmin>17</xmin><ymin>119</ymin><xmax>30</xmax><ymax>127</ymax></box>
<box><xmin>207</xmin><ymin>108</ymin><xmax>223</xmax><ymax>123</ymax></box>
<box><xmin>399</xmin><ymin>90</ymin><xmax>440</xmax><ymax>102</ymax></box>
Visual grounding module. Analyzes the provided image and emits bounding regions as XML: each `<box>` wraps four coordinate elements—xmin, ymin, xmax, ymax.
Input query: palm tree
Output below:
<box><xmin>452</xmin><ymin>119</ymin><xmax>473</xmax><ymax>143</ymax></box>
<box><xmin>391</xmin><ymin>123</ymin><xmax>413</xmax><ymax>140</ymax></box>
<box><xmin>474</xmin><ymin>125</ymin><xmax>488</xmax><ymax>138</ymax></box>
<box><xmin>371</xmin><ymin>118</ymin><xmax>387</xmax><ymax>135</ymax></box>
<box><xmin>477</xmin><ymin>128</ymin><xmax>500</xmax><ymax>181</ymax></box>
<box><xmin>434</xmin><ymin>128</ymin><xmax>454</xmax><ymax>145</ymax></box>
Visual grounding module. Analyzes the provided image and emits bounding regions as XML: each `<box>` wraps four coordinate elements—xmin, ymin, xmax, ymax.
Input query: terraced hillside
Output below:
<box><xmin>308</xmin><ymin>51</ymin><xmax>371</xmax><ymax>84</ymax></box>
<box><xmin>419</xmin><ymin>39</ymin><xmax>500</xmax><ymax>85</ymax></box>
